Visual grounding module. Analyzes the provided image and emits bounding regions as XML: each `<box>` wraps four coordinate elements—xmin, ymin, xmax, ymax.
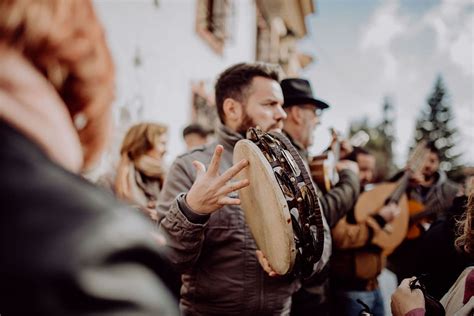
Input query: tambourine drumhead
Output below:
<box><xmin>234</xmin><ymin>139</ymin><xmax>296</xmax><ymax>275</ymax></box>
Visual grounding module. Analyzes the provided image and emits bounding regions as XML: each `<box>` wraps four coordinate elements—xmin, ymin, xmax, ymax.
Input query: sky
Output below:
<box><xmin>299</xmin><ymin>0</ymin><xmax>473</xmax><ymax>167</ymax></box>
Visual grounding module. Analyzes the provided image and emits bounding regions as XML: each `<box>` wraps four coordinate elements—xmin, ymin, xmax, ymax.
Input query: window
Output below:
<box><xmin>196</xmin><ymin>0</ymin><xmax>233</xmax><ymax>54</ymax></box>
<box><xmin>191</xmin><ymin>81</ymin><xmax>218</xmax><ymax>131</ymax></box>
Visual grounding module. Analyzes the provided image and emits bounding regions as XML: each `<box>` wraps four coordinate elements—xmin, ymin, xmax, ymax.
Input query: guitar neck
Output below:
<box><xmin>386</xmin><ymin>173</ymin><xmax>410</xmax><ymax>204</ymax></box>
<box><xmin>329</xmin><ymin>127</ymin><xmax>341</xmax><ymax>162</ymax></box>
<box><xmin>386</xmin><ymin>142</ymin><xmax>429</xmax><ymax>205</ymax></box>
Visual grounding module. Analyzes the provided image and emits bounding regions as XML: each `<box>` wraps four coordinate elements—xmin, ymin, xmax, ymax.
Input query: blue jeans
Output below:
<box><xmin>333</xmin><ymin>288</ymin><xmax>385</xmax><ymax>316</ymax></box>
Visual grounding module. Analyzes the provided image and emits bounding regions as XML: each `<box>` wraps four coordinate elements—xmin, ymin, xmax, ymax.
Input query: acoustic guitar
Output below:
<box><xmin>309</xmin><ymin>128</ymin><xmax>340</xmax><ymax>194</ymax></box>
<box><xmin>354</xmin><ymin>141</ymin><xmax>429</xmax><ymax>255</ymax></box>
<box><xmin>406</xmin><ymin>194</ymin><xmax>445</xmax><ymax>239</ymax></box>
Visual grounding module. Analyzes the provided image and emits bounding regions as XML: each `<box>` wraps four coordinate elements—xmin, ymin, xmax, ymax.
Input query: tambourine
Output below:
<box><xmin>234</xmin><ymin>128</ymin><xmax>325</xmax><ymax>281</ymax></box>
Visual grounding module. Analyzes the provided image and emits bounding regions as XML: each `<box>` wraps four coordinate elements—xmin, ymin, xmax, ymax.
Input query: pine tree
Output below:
<box><xmin>348</xmin><ymin>96</ymin><xmax>397</xmax><ymax>181</ymax></box>
<box><xmin>413</xmin><ymin>75</ymin><xmax>462</xmax><ymax>179</ymax></box>
<box><xmin>377</xmin><ymin>97</ymin><xmax>397</xmax><ymax>177</ymax></box>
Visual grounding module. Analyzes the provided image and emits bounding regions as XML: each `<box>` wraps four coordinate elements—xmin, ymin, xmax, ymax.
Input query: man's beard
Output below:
<box><xmin>236</xmin><ymin>112</ymin><xmax>283</xmax><ymax>137</ymax></box>
<box><xmin>422</xmin><ymin>171</ymin><xmax>437</xmax><ymax>183</ymax></box>
<box><xmin>236</xmin><ymin>112</ymin><xmax>256</xmax><ymax>137</ymax></box>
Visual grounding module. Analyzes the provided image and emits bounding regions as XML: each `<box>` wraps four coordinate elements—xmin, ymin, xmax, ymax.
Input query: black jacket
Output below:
<box><xmin>415</xmin><ymin>195</ymin><xmax>474</xmax><ymax>299</ymax></box>
<box><xmin>0</xmin><ymin>122</ymin><xmax>178</xmax><ymax>315</ymax></box>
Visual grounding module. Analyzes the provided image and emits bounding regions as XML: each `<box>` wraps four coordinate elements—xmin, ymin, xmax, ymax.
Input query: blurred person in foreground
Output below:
<box><xmin>182</xmin><ymin>122</ymin><xmax>212</xmax><ymax>150</ymax></box>
<box><xmin>391</xmin><ymin>191</ymin><xmax>473</xmax><ymax>316</ymax></box>
<box><xmin>0</xmin><ymin>1</ymin><xmax>178</xmax><ymax>315</ymax></box>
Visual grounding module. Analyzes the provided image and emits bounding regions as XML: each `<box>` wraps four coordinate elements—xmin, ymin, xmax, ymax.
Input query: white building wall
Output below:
<box><xmin>93</xmin><ymin>0</ymin><xmax>257</xmax><ymax>171</ymax></box>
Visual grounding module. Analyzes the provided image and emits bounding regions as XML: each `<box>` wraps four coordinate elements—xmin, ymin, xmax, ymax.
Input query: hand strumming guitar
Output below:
<box><xmin>378</xmin><ymin>203</ymin><xmax>401</xmax><ymax>223</ymax></box>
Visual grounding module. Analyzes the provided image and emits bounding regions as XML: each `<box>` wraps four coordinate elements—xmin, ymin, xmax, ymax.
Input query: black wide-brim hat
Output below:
<box><xmin>281</xmin><ymin>78</ymin><xmax>330</xmax><ymax>109</ymax></box>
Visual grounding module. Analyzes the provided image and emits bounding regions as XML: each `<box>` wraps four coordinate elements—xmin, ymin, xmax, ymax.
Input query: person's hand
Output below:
<box><xmin>256</xmin><ymin>250</ymin><xmax>277</xmax><ymax>277</ymax></box>
<box><xmin>409</xmin><ymin>171</ymin><xmax>427</xmax><ymax>187</ymax></box>
<box><xmin>378</xmin><ymin>203</ymin><xmax>401</xmax><ymax>223</ymax></box>
<box><xmin>391</xmin><ymin>277</ymin><xmax>425</xmax><ymax>316</ymax></box>
<box><xmin>339</xmin><ymin>139</ymin><xmax>354</xmax><ymax>159</ymax></box>
<box><xmin>144</xmin><ymin>207</ymin><xmax>159</xmax><ymax>221</ymax></box>
<box><xmin>336</xmin><ymin>159</ymin><xmax>359</xmax><ymax>175</ymax></box>
<box><xmin>151</xmin><ymin>232</ymin><xmax>167</xmax><ymax>246</ymax></box>
<box><xmin>186</xmin><ymin>145</ymin><xmax>249</xmax><ymax>214</ymax></box>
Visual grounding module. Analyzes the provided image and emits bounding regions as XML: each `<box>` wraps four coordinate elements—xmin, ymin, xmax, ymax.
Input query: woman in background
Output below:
<box><xmin>0</xmin><ymin>0</ymin><xmax>177</xmax><ymax>314</ymax></box>
<box><xmin>115</xmin><ymin>122</ymin><xmax>168</xmax><ymax>218</ymax></box>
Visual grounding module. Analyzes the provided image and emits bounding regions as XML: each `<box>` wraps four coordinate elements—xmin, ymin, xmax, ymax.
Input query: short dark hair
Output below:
<box><xmin>426</xmin><ymin>141</ymin><xmax>441</xmax><ymax>158</ymax></box>
<box><xmin>182</xmin><ymin>123</ymin><xmax>211</xmax><ymax>138</ymax></box>
<box><xmin>346</xmin><ymin>147</ymin><xmax>372</xmax><ymax>162</ymax></box>
<box><xmin>214</xmin><ymin>62</ymin><xmax>281</xmax><ymax>124</ymax></box>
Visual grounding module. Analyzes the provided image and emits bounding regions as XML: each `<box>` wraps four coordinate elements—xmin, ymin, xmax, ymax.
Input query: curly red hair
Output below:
<box><xmin>0</xmin><ymin>0</ymin><xmax>115</xmax><ymax>167</ymax></box>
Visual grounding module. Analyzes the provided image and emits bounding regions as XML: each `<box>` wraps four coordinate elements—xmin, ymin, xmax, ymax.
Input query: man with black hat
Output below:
<box><xmin>281</xmin><ymin>78</ymin><xmax>360</xmax><ymax>316</ymax></box>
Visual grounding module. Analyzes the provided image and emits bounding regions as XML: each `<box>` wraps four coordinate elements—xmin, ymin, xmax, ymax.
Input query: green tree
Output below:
<box><xmin>413</xmin><ymin>76</ymin><xmax>462</xmax><ymax>179</ymax></box>
<box><xmin>348</xmin><ymin>96</ymin><xmax>397</xmax><ymax>182</ymax></box>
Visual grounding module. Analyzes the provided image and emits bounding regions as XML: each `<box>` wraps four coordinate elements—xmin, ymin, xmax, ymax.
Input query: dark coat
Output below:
<box><xmin>415</xmin><ymin>196</ymin><xmax>474</xmax><ymax>299</ymax></box>
<box><xmin>0</xmin><ymin>122</ymin><xmax>178</xmax><ymax>315</ymax></box>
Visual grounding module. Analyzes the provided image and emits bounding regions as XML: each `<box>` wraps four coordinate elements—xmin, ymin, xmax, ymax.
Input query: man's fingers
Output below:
<box><xmin>218</xmin><ymin>179</ymin><xmax>250</xmax><ymax>196</ymax></box>
<box><xmin>192</xmin><ymin>160</ymin><xmax>206</xmax><ymax>176</ymax></box>
<box><xmin>256</xmin><ymin>250</ymin><xmax>267</xmax><ymax>268</ymax></box>
<box><xmin>151</xmin><ymin>232</ymin><xmax>166</xmax><ymax>246</ymax></box>
<box><xmin>256</xmin><ymin>250</ymin><xmax>276</xmax><ymax>276</ymax></box>
<box><xmin>207</xmin><ymin>145</ymin><xmax>224</xmax><ymax>175</ymax></box>
<box><xmin>219</xmin><ymin>159</ymin><xmax>249</xmax><ymax>184</ymax></box>
<box><xmin>217</xmin><ymin>196</ymin><xmax>241</xmax><ymax>206</ymax></box>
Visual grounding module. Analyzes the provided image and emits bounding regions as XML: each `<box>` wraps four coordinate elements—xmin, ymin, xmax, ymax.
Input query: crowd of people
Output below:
<box><xmin>0</xmin><ymin>1</ymin><xmax>472</xmax><ymax>315</ymax></box>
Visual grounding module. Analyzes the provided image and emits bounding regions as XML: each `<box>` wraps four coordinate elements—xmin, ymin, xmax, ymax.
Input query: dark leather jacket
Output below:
<box><xmin>157</xmin><ymin>125</ymin><xmax>299</xmax><ymax>315</ymax></box>
<box><xmin>0</xmin><ymin>122</ymin><xmax>178</xmax><ymax>315</ymax></box>
<box><xmin>157</xmin><ymin>125</ymin><xmax>335</xmax><ymax>315</ymax></box>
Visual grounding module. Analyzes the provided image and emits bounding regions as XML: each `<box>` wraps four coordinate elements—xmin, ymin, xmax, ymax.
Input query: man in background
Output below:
<box><xmin>281</xmin><ymin>78</ymin><xmax>360</xmax><ymax>316</ymax></box>
<box><xmin>389</xmin><ymin>141</ymin><xmax>460</xmax><ymax>281</ymax></box>
<box><xmin>331</xmin><ymin>147</ymin><xmax>400</xmax><ymax>316</ymax></box>
<box><xmin>182</xmin><ymin>123</ymin><xmax>212</xmax><ymax>150</ymax></box>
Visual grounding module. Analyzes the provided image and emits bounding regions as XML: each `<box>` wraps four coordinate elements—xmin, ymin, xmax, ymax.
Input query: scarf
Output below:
<box><xmin>114</xmin><ymin>153</ymin><xmax>165</xmax><ymax>208</ymax></box>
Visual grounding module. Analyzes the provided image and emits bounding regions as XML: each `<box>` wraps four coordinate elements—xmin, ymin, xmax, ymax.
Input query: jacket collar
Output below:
<box><xmin>282</xmin><ymin>129</ymin><xmax>309</xmax><ymax>159</ymax></box>
<box><xmin>214</xmin><ymin>124</ymin><xmax>244</xmax><ymax>153</ymax></box>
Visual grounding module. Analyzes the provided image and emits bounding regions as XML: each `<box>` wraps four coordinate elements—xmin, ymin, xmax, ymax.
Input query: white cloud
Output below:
<box><xmin>422</xmin><ymin>0</ymin><xmax>474</xmax><ymax>77</ymax></box>
<box><xmin>361</xmin><ymin>0</ymin><xmax>473</xmax><ymax>78</ymax></box>
<box><xmin>360</xmin><ymin>1</ymin><xmax>408</xmax><ymax>80</ymax></box>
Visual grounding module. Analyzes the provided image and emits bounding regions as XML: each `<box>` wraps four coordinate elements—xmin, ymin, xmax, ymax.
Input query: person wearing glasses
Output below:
<box><xmin>157</xmin><ymin>63</ymin><xmax>333</xmax><ymax>315</ymax></box>
<box><xmin>281</xmin><ymin>78</ymin><xmax>360</xmax><ymax>316</ymax></box>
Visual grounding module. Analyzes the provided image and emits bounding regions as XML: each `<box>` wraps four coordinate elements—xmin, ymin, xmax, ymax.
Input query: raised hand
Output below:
<box><xmin>338</xmin><ymin>139</ymin><xmax>354</xmax><ymax>159</ymax></box>
<box><xmin>336</xmin><ymin>159</ymin><xmax>359</xmax><ymax>175</ymax></box>
<box><xmin>186</xmin><ymin>145</ymin><xmax>250</xmax><ymax>214</ymax></box>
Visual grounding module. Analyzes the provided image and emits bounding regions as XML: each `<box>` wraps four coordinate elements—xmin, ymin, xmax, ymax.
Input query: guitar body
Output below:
<box><xmin>406</xmin><ymin>199</ymin><xmax>428</xmax><ymax>240</ymax></box>
<box><xmin>309</xmin><ymin>128</ymin><xmax>341</xmax><ymax>194</ymax></box>
<box><xmin>309</xmin><ymin>155</ymin><xmax>332</xmax><ymax>194</ymax></box>
<box><xmin>354</xmin><ymin>182</ymin><xmax>409</xmax><ymax>256</ymax></box>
